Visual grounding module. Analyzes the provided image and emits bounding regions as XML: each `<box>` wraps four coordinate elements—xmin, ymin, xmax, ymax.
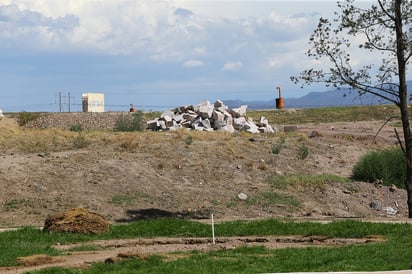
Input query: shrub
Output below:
<box><xmin>69</xmin><ymin>123</ymin><xmax>83</xmax><ymax>132</ymax></box>
<box><xmin>185</xmin><ymin>136</ymin><xmax>193</xmax><ymax>145</ymax></box>
<box><xmin>351</xmin><ymin>148</ymin><xmax>405</xmax><ymax>188</ymax></box>
<box><xmin>71</xmin><ymin>133</ymin><xmax>89</xmax><ymax>148</ymax></box>
<box><xmin>114</xmin><ymin>111</ymin><xmax>144</xmax><ymax>132</ymax></box>
<box><xmin>271</xmin><ymin>136</ymin><xmax>285</xmax><ymax>154</ymax></box>
<box><xmin>271</xmin><ymin>144</ymin><xmax>282</xmax><ymax>154</ymax></box>
<box><xmin>297</xmin><ymin>143</ymin><xmax>309</xmax><ymax>159</ymax></box>
<box><xmin>17</xmin><ymin>111</ymin><xmax>40</xmax><ymax>126</ymax></box>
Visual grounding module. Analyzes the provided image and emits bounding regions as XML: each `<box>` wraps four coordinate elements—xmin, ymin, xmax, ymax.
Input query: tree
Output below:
<box><xmin>292</xmin><ymin>0</ymin><xmax>412</xmax><ymax>216</ymax></box>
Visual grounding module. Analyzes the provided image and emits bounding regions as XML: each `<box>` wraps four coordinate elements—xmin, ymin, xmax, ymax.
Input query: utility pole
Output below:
<box><xmin>59</xmin><ymin>92</ymin><xmax>62</xmax><ymax>112</ymax></box>
<box><xmin>57</xmin><ymin>92</ymin><xmax>74</xmax><ymax>112</ymax></box>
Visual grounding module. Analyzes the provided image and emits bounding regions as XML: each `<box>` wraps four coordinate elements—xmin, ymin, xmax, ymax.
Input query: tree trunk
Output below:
<box><xmin>393</xmin><ymin>0</ymin><xmax>412</xmax><ymax>217</ymax></box>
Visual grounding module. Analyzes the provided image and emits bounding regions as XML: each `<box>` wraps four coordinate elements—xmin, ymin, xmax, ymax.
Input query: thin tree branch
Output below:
<box><xmin>378</xmin><ymin>0</ymin><xmax>396</xmax><ymax>21</ymax></box>
<box><xmin>394</xmin><ymin>127</ymin><xmax>406</xmax><ymax>154</ymax></box>
<box><xmin>372</xmin><ymin>116</ymin><xmax>399</xmax><ymax>144</ymax></box>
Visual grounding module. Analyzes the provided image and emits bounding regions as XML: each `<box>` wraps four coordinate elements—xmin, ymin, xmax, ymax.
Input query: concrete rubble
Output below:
<box><xmin>146</xmin><ymin>100</ymin><xmax>276</xmax><ymax>134</ymax></box>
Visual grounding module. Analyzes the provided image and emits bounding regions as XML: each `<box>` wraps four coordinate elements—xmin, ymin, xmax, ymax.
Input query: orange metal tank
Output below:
<box><xmin>275</xmin><ymin>86</ymin><xmax>284</xmax><ymax>109</ymax></box>
<box><xmin>276</xmin><ymin>98</ymin><xmax>284</xmax><ymax>109</ymax></box>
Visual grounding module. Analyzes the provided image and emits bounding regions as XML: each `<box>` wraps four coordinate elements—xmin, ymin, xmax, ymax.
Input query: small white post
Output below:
<box><xmin>211</xmin><ymin>214</ymin><xmax>215</xmax><ymax>245</ymax></box>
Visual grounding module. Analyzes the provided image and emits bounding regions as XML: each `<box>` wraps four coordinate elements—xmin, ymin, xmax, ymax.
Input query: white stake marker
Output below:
<box><xmin>211</xmin><ymin>214</ymin><xmax>215</xmax><ymax>245</ymax></box>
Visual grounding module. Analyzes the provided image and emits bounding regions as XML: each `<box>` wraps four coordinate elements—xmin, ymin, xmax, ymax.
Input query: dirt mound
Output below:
<box><xmin>0</xmin><ymin>116</ymin><xmax>17</xmax><ymax>126</ymax></box>
<box><xmin>42</xmin><ymin>208</ymin><xmax>109</xmax><ymax>235</ymax></box>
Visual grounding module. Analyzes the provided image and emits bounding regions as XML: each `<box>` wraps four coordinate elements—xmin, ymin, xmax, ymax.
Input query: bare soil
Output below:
<box><xmin>0</xmin><ymin>114</ymin><xmax>408</xmax><ymax>273</ymax></box>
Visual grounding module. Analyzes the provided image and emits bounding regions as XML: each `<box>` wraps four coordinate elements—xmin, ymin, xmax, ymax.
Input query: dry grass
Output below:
<box><xmin>0</xmin><ymin>105</ymin><xmax>398</xmax><ymax>154</ymax></box>
<box><xmin>0</xmin><ymin>126</ymin><xmax>77</xmax><ymax>152</ymax></box>
<box><xmin>248</xmin><ymin>104</ymin><xmax>399</xmax><ymax>124</ymax></box>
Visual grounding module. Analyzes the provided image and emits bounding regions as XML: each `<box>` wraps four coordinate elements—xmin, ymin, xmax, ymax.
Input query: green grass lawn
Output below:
<box><xmin>2</xmin><ymin>219</ymin><xmax>412</xmax><ymax>273</ymax></box>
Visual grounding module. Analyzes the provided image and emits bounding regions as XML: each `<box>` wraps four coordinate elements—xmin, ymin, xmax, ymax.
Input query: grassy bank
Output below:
<box><xmin>248</xmin><ymin>105</ymin><xmax>399</xmax><ymax>124</ymax></box>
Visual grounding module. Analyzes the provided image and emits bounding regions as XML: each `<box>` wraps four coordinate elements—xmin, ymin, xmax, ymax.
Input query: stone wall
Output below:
<box><xmin>26</xmin><ymin>112</ymin><xmax>125</xmax><ymax>130</ymax></box>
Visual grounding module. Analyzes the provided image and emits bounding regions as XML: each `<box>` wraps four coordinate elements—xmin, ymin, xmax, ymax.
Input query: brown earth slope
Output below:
<box><xmin>0</xmin><ymin>114</ymin><xmax>407</xmax><ymax>228</ymax></box>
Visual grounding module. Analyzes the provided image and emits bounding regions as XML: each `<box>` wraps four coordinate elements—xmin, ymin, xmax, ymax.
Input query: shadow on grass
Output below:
<box><xmin>116</xmin><ymin>208</ymin><xmax>211</xmax><ymax>222</ymax></box>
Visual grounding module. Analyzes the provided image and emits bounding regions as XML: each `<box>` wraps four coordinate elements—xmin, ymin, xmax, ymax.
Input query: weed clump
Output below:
<box><xmin>69</xmin><ymin>123</ymin><xmax>83</xmax><ymax>132</ymax></box>
<box><xmin>297</xmin><ymin>143</ymin><xmax>309</xmax><ymax>159</ymax></box>
<box><xmin>17</xmin><ymin>112</ymin><xmax>40</xmax><ymax>126</ymax></box>
<box><xmin>185</xmin><ymin>136</ymin><xmax>193</xmax><ymax>145</ymax></box>
<box><xmin>352</xmin><ymin>147</ymin><xmax>405</xmax><ymax>188</ymax></box>
<box><xmin>72</xmin><ymin>133</ymin><xmax>89</xmax><ymax>148</ymax></box>
<box><xmin>114</xmin><ymin>111</ymin><xmax>144</xmax><ymax>132</ymax></box>
<box><xmin>271</xmin><ymin>136</ymin><xmax>285</xmax><ymax>154</ymax></box>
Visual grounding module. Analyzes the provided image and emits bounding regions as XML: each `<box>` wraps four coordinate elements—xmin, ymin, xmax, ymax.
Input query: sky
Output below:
<box><xmin>0</xmin><ymin>0</ymin><xmax>393</xmax><ymax>112</ymax></box>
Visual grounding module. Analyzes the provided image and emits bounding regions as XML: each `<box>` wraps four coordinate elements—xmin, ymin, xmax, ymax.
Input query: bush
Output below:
<box><xmin>69</xmin><ymin>123</ymin><xmax>83</xmax><ymax>132</ymax></box>
<box><xmin>114</xmin><ymin>111</ymin><xmax>144</xmax><ymax>132</ymax></box>
<box><xmin>17</xmin><ymin>111</ymin><xmax>40</xmax><ymax>126</ymax></box>
<box><xmin>271</xmin><ymin>136</ymin><xmax>285</xmax><ymax>154</ymax></box>
<box><xmin>71</xmin><ymin>133</ymin><xmax>89</xmax><ymax>148</ymax></box>
<box><xmin>271</xmin><ymin>144</ymin><xmax>282</xmax><ymax>154</ymax></box>
<box><xmin>185</xmin><ymin>136</ymin><xmax>193</xmax><ymax>145</ymax></box>
<box><xmin>351</xmin><ymin>147</ymin><xmax>405</xmax><ymax>188</ymax></box>
<box><xmin>297</xmin><ymin>143</ymin><xmax>309</xmax><ymax>159</ymax></box>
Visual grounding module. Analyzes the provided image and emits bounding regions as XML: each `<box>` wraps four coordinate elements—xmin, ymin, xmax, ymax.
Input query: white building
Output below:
<box><xmin>82</xmin><ymin>93</ymin><xmax>104</xmax><ymax>112</ymax></box>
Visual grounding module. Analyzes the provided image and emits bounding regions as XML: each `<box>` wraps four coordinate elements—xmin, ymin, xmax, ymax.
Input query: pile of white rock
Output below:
<box><xmin>146</xmin><ymin>100</ymin><xmax>275</xmax><ymax>134</ymax></box>
<box><xmin>0</xmin><ymin>109</ymin><xmax>3</xmax><ymax>119</ymax></box>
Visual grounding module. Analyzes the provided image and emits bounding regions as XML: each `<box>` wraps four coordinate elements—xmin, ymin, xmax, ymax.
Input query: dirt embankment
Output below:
<box><xmin>0</xmin><ymin>113</ymin><xmax>409</xmax><ymax>273</ymax></box>
<box><xmin>0</xmin><ymin>113</ymin><xmax>407</xmax><ymax>227</ymax></box>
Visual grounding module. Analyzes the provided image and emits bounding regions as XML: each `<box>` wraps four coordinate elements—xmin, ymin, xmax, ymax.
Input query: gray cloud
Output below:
<box><xmin>174</xmin><ymin>8</ymin><xmax>194</xmax><ymax>18</ymax></box>
<box><xmin>0</xmin><ymin>4</ymin><xmax>78</xmax><ymax>29</ymax></box>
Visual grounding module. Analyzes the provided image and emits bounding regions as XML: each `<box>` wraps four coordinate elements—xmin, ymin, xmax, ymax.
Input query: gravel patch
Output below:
<box><xmin>26</xmin><ymin>112</ymin><xmax>130</xmax><ymax>130</ymax></box>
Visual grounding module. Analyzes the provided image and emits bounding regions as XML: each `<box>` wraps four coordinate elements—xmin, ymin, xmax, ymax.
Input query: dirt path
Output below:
<box><xmin>0</xmin><ymin>235</ymin><xmax>384</xmax><ymax>274</ymax></box>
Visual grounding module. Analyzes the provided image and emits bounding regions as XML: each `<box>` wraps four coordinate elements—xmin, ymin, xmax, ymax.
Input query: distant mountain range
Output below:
<box><xmin>226</xmin><ymin>81</ymin><xmax>412</xmax><ymax>110</ymax></box>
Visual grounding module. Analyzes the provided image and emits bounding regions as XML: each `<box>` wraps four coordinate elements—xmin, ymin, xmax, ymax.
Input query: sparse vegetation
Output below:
<box><xmin>271</xmin><ymin>144</ymin><xmax>282</xmax><ymax>154</ymax></box>
<box><xmin>247</xmin><ymin>192</ymin><xmax>301</xmax><ymax>211</ymax></box>
<box><xmin>185</xmin><ymin>135</ymin><xmax>193</xmax><ymax>145</ymax></box>
<box><xmin>17</xmin><ymin>111</ymin><xmax>40</xmax><ymax>126</ymax></box>
<box><xmin>71</xmin><ymin>132</ymin><xmax>89</xmax><ymax>149</ymax></box>
<box><xmin>267</xmin><ymin>174</ymin><xmax>350</xmax><ymax>189</ymax></box>
<box><xmin>248</xmin><ymin>105</ymin><xmax>399</xmax><ymax>125</ymax></box>
<box><xmin>3</xmin><ymin>198</ymin><xmax>29</xmax><ymax>212</ymax></box>
<box><xmin>352</xmin><ymin>148</ymin><xmax>405</xmax><ymax>188</ymax></box>
<box><xmin>114</xmin><ymin>111</ymin><xmax>144</xmax><ymax>132</ymax></box>
<box><xmin>0</xmin><ymin>106</ymin><xmax>400</xmax><ymax>154</ymax></box>
<box><xmin>69</xmin><ymin>123</ymin><xmax>83</xmax><ymax>132</ymax></box>
<box><xmin>297</xmin><ymin>143</ymin><xmax>309</xmax><ymax>159</ymax></box>
<box><xmin>110</xmin><ymin>194</ymin><xmax>133</xmax><ymax>206</ymax></box>
<box><xmin>271</xmin><ymin>136</ymin><xmax>286</xmax><ymax>154</ymax></box>
<box><xmin>119</xmin><ymin>134</ymin><xmax>141</xmax><ymax>151</ymax></box>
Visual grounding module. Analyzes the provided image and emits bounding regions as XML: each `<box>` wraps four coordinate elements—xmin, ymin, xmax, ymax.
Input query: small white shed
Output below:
<box><xmin>82</xmin><ymin>93</ymin><xmax>104</xmax><ymax>112</ymax></box>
